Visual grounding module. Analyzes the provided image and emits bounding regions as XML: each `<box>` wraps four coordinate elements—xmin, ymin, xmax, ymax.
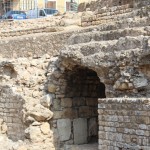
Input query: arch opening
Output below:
<box><xmin>52</xmin><ymin>65</ymin><xmax>106</xmax><ymax>148</ymax></box>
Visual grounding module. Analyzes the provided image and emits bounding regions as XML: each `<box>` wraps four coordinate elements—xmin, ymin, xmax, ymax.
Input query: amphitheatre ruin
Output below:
<box><xmin>0</xmin><ymin>0</ymin><xmax>150</xmax><ymax>150</ymax></box>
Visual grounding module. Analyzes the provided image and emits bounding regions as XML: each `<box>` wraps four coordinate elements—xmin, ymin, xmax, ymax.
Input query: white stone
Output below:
<box><xmin>133</xmin><ymin>77</ymin><xmax>148</xmax><ymax>88</ymax></box>
<box><xmin>57</xmin><ymin>119</ymin><xmax>71</xmax><ymax>141</ymax></box>
<box><xmin>40</xmin><ymin>122</ymin><xmax>50</xmax><ymax>135</ymax></box>
<box><xmin>73</xmin><ymin>118</ymin><xmax>87</xmax><ymax>144</ymax></box>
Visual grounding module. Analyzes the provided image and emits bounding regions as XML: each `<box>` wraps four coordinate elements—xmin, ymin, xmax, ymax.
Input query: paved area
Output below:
<box><xmin>64</xmin><ymin>143</ymin><xmax>98</xmax><ymax>150</ymax></box>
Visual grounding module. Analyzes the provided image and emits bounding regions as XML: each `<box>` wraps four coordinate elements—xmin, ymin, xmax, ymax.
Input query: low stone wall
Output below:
<box><xmin>98</xmin><ymin>98</ymin><xmax>150</xmax><ymax>150</ymax></box>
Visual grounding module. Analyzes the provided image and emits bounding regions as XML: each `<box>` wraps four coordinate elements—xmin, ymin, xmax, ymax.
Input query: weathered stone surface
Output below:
<box><xmin>40</xmin><ymin>123</ymin><xmax>51</xmax><ymax>135</ymax></box>
<box><xmin>47</xmin><ymin>84</ymin><xmax>57</xmax><ymax>93</ymax></box>
<box><xmin>61</xmin><ymin>98</ymin><xmax>72</xmax><ymax>107</ymax></box>
<box><xmin>40</xmin><ymin>94</ymin><xmax>52</xmax><ymax>108</ymax></box>
<box><xmin>73</xmin><ymin>118</ymin><xmax>88</xmax><ymax>144</ymax></box>
<box><xmin>133</xmin><ymin>77</ymin><xmax>148</xmax><ymax>89</ymax></box>
<box><xmin>28</xmin><ymin>125</ymin><xmax>44</xmax><ymax>142</ymax></box>
<box><xmin>17</xmin><ymin>146</ymin><xmax>28</xmax><ymax>150</ymax></box>
<box><xmin>53</xmin><ymin>108</ymin><xmax>78</xmax><ymax>119</ymax></box>
<box><xmin>57</xmin><ymin>119</ymin><xmax>71</xmax><ymax>141</ymax></box>
<box><xmin>28</xmin><ymin>104</ymin><xmax>53</xmax><ymax>121</ymax></box>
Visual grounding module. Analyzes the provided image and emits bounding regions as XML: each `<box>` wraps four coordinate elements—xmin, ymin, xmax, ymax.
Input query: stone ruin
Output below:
<box><xmin>0</xmin><ymin>0</ymin><xmax>150</xmax><ymax>150</ymax></box>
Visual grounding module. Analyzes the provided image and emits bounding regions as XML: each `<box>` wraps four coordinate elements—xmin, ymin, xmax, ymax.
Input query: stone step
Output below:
<box><xmin>81</xmin><ymin>5</ymin><xmax>150</xmax><ymax>27</ymax></box>
<box><xmin>82</xmin><ymin>6</ymin><xmax>134</xmax><ymax>23</ymax></box>
<box><xmin>67</xmin><ymin>36</ymin><xmax>149</xmax><ymax>56</ymax></box>
<box><xmin>96</xmin><ymin>8</ymin><xmax>134</xmax><ymax>20</ymax></box>
<box><xmin>68</xmin><ymin>26</ymin><xmax>150</xmax><ymax>45</ymax></box>
<box><xmin>81</xmin><ymin>17</ymin><xmax>149</xmax><ymax>35</ymax></box>
<box><xmin>95</xmin><ymin>4</ymin><xmax>131</xmax><ymax>15</ymax></box>
<box><xmin>94</xmin><ymin>17</ymin><xmax>150</xmax><ymax>32</ymax></box>
<box><xmin>96</xmin><ymin>5</ymin><xmax>149</xmax><ymax>20</ymax></box>
<box><xmin>82</xmin><ymin>10</ymin><xmax>136</xmax><ymax>25</ymax></box>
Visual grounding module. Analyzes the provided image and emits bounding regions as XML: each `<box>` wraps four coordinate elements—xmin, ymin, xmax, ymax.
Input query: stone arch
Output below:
<box><xmin>49</xmin><ymin>62</ymin><xmax>106</xmax><ymax>149</ymax></box>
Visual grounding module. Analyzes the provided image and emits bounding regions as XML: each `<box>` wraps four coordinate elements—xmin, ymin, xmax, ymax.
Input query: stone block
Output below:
<box><xmin>61</xmin><ymin>98</ymin><xmax>72</xmax><ymax>108</ymax></box>
<box><xmin>133</xmin><ymin>77</ymin><xmax>148</xmax><ymax>89</ymax></box>
<box><xmin>79</xmin><ymin>106</ymin><xmax>92</xmax><ymax>117</ymax></box>
<box><xmin>73</xmin><ymin>97</ymin><xmax>86</xmax><ymax>107</ymax></box>
<box><xmin>86</xmin><ymin>98</ymin><xmax>98</xmax><ymax>106</ymax></box>
<box><xmin>139</xmin><ymin>124</ymin><xmax>147</xmax><ymax>129</ymax></box>
<box><xmin>53</xmin><ymin>111</ymin><xmax>64</xmax><ymax>119</ymax></box>
<box><xmin>54</xmin><ymin>108</ymin><xmax>78</xmax><ymax>119</ymax></box>
<box><xmin>29</xmin><ymin>104</ymin><xmax>53</xmax><ymax>121</ymax></box>
<box><xmin>73</xmin><ymin>118</ymin><xmax>87</xmax><ymax>144</ymax></box>
<box><xmin>136</xmin><ymin>130</ymin><xmax>145</xmax><ymax>136</ymax></box>
<box><xmin>53</xmin><ymin>99</ymin><xmax>61</xmax><ymax>110</ymax></box>
<box><xmin>57</xmin><ymin>119</ymin><xmax>71</xmax><ymax>141</ymax></box>
<box><xmin>122</xmin><ymin>134</ymin><xmax>131</xmax><ymax>143</ymax></box>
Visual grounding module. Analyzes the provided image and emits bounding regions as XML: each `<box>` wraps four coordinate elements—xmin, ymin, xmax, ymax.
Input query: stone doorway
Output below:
<box><xmin>51</xmin><ymin>65</ymin><xmax>106</xmax><ymax>149</ymax></box>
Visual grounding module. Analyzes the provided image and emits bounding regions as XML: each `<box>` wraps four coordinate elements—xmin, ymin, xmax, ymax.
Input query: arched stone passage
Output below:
<box><xmin>52</xmin><ymin>65</ymin><xmax>106</xmax><ymax>148</ymax></box>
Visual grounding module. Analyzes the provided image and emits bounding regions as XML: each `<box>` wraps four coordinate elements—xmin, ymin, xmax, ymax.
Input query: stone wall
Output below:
<box><xmin>98</xmin><ymin>98</ymin><xmax>150</xmax><ymax>150</ymax></box>
<box><xmin>0</xmin><ymin>56</ymin><xmax>55</xmax><ymax>150</ymax></box>
<box><xmin>0</xmin><ymin>86</ymin><xmax>25</xmax><ymax>141</ymax></box>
